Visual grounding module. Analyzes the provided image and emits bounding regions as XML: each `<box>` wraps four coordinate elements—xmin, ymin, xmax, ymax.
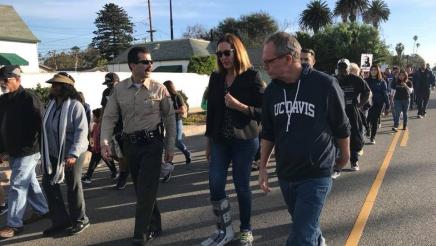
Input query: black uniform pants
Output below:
<box><xmin>43</xmin><ymin>157</ymin><xmax>88</xmax><ymax>227</ymax></box>
<box><xmin>416</xmin><ymin>89</ymin><xmax>430</xmax><ymax>116</ymax></box>
<box><xmin>123</xmin><ymin>137</ymin><xmax>163</xmax><ymax>240</ymax></box>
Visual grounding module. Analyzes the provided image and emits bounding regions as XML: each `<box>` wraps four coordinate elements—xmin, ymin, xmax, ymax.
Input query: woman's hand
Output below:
<box><xmin>65</xmin><ymin>156</ymin><xmax>77</xmax><ymax>169</ymax></box>
<box><xmin>225</xmin><ymin>93</ymin><xmax>249</xmax><ymax>114</ymax></box>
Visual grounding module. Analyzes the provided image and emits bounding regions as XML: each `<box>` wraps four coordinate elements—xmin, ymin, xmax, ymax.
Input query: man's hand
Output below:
<box><xmin>164</xmin><ymin>152</ymin><xmax>174</xmax><ymax>163</ymax></box>
<box><xmin>101</xmin><ymin>143</ymin><xmax>112</xmax><ymax>161</ymax></box>
<box><xmin>65</xmin><ymin>157</ymin><xmax>77</xmax><ymax>169</ymax></box>
<box><xmin>258</xmin><ymin>166</ymin><xmax>271</xmax><ymax>193</ymax></box>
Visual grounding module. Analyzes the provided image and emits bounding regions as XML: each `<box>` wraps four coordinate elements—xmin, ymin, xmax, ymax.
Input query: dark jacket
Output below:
<box><xmin>205</xmin><ymin>68</ymin><xmax>264</xmax><ymax>141</ymax></box>
<box><xmin>0</xmin><ymin>86</ymin><xmax>42</xmax><ymax>157</ymax></box>
<box><xmin>414</xmin><ymin>69</ymin><xmax>435</xmax><ymax>94</ymax></box>
<box><xmin>261</xmin><ymin>66</ymin><xmax>350</xmax><ymax>182</ymax></box>
<box><xmin>365</xmin><ymin>78</ymin><xmax>390</xmax><ymax>109</ymax></box>
<box><xmin>392</xmin><ymin>79</ymin><xmax>413</xmax><ymax>100</ymax></box>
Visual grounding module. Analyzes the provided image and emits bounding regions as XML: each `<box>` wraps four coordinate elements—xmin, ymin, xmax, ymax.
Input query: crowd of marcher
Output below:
<box><xmin>0</xmin><ymin>31</ymin><xmax>435</xmax><ymax>246</ymax></box>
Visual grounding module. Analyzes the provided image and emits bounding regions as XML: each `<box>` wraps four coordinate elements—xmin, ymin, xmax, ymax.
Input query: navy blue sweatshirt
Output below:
<box><xmin>365</xmin><ymin>78</ymin><xmax>390</xmax><ymax>109</ymax></box>
<box><xmin>261</xmin><ymin>66</ymin><xmax>351</xmax><ymax>182</ymax></box>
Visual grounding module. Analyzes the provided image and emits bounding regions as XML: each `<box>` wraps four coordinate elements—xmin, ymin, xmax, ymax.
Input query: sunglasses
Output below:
<box><xmin>263</xmin><ymin>54</ymin><xmax>288</xmax><ymax>66</ymax></box>
<box><xmin>137</xmin><ymin>60</ymin><xmax>153</xmax><ymax>65</ymax></box>
<box><xmin>216</xmin><ymin>49</ymin><xmax>234</xmax><ymax>58</ymax></box>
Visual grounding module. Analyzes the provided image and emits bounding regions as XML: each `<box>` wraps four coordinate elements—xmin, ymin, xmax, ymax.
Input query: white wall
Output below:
<box><xmin>0</xmin><ymin>40</ymin><xmax>39</xmax><ymax>73</ymax></box>
<box><xmin>108</xmin><ymin>60</ymin><xmax>190</xmax><ymax>73</ymax></box>
<box><xmin>20</xmin><ymin>72</ymin><xmax>209</xmax><ymax>111</ymax></box>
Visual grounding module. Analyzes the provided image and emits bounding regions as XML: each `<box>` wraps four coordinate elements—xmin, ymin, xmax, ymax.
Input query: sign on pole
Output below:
<box><xmin>360</xmin><ymin>54</ymin><xmax>373</xmax><ymax>71</ymax></box>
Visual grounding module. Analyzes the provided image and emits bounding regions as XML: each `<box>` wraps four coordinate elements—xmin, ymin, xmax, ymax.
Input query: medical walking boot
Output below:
<box><xmin>201</xmin><ymin>197</ymin><xmax>234</xmax><ymax>246</ymax></box>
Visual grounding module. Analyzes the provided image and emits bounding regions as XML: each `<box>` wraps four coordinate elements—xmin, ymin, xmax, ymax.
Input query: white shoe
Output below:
<box><xmin>331</xmin><ymin>171</ymin><xmax>341</xmax><ymax>179</ymax></box>
<box><xmin>351</xmin><ymin>162</ymin><xmax>360</xmax><ymax>171</ymax></box>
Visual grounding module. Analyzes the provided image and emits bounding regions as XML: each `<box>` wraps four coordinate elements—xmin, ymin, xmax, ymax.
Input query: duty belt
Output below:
<box><xmin>123</xmin><ymin>129</ymin><xmax>161</xmax><ymax>144</ymax></box>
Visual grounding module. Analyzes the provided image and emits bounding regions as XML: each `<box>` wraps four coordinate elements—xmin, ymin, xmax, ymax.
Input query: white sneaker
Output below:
<box><xmin>331</xmin><ymin>171</ymin><xmax>341</xmax><ymax>179</ymax></box>
<box><xmin>240</xmin><ymin>230</ymin><xmax>254</xmax><ymax>246</ymax></box>
<box><xmin>351</xmin><ymin>162</ymin><xmax>360</xmax><ymax>171</ymax></box>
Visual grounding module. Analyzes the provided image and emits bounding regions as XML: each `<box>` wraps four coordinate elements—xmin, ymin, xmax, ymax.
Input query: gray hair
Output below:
<box><xmin>265</xmin><ymin>32</ymin><xmax>302</xmax><ymax>60</ymax></box>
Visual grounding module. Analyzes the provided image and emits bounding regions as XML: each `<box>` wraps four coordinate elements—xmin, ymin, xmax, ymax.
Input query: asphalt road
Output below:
<box><xmin>1</xmin><ymin>93</ymin><xmax>436</xmax><ymax>246</ymax></box>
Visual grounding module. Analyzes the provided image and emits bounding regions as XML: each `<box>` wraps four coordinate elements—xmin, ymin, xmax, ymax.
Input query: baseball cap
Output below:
<box><xmin>0</xmin><ymin>65</ymin><xmax>21</xmax><ymax>79</ymax></box>
<box><xmin>337</xmin><ymin>58</ymin><xmax>350</xmax><ymax>68</ymax></box>
<box><xmin>103</xmin><ymin>72</ymin><xmax>119</xmax><ymax>85</ymax></box>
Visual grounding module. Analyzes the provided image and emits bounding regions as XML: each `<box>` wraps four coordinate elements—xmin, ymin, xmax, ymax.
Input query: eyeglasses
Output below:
<box><xmin>263</xmin><ymin>54</ymin><xmax>288</xmax><ymax>66</ymax></box>
<box><xmin>216</xmin><ymin>49</ymin><xmax>234</xmax><ymax>58</ymax></box>
<box><xmin>137</xmin><ymin>60</ymin><xmax>153</xmax><ymax>65</ymax></box>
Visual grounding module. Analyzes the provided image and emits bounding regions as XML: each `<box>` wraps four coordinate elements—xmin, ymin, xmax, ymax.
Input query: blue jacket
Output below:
<box><xmin>365</xmin><ymin>78</ymin><xmax>390</xmax><ymax>109</ymax></box>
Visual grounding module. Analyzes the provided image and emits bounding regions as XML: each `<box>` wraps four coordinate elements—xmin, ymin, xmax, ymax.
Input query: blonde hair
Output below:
<box><xmin>349</xmin><ymin>63</ymin><xmax>361</xmax><ymax>76</ymax></box>
<box><xmin>216</xmin><ymin>33</ymin><xmax>252</xmax><ymax>75</ymax></box>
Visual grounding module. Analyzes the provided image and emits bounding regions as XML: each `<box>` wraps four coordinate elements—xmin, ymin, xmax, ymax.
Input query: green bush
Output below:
<box><xmin>187</xmin><ymin>56</ymin><xmax>216</xmax><ymax>75</ymax></box>
<box><xmin>28</xmin><ymin>83</ymin><xmax>51</xmax><ymax>105</ymax></box>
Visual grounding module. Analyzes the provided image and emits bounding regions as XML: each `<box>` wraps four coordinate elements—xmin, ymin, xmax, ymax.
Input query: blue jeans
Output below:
<box><xmin>393</xmin><ymin>99</ymin><xmax>410</xmax><ymax>127</ymax></box>
<box><xmin>209</xmin><ymin>138</ymin><xmax>259</xmax><ymax>231</ymax></box>
<box><xmin>279</xmin><ymin>177</ymin><xmax>332</xmax><ymax>246</ymax></box>
<box><xmin>175</xmin><ymin>119</ymin><xmax>190</xmax><ymax>158</ymax></box>
<box><xmin>8</xmin><ymin>153</ymin><xmax>49</xmax><ymax>227</ymax></box>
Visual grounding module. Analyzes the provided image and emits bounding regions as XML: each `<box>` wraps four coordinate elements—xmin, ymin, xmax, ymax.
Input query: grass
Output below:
<box><xmin>183</xmin><ymin>111</ymin><xmax>206</xmax><ymax>125</ymax></box>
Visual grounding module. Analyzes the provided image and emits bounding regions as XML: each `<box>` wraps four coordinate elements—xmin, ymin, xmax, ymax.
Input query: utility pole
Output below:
<box><xmin>170</xmin><ymin>0</ymin><xmax>174</xmax><ymax>40</ymax></box>
<box><xmin>147</xmin><ymin>0</ymin><xmax>156</xmax><ymax>42</ymax></box>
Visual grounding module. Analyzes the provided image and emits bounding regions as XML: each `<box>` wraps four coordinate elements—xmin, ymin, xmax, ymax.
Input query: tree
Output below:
<box><xmin>299</xmin><ymin>0</ymin><xmax>332</xmax><ymax>33</ymax></box>
<box><xmin>187</xmin><ymin>56</ymin><xmax>217</xmax><ymax>75</ymax></box>
<box><xmin>182</xmin><ymin>24</ymin><xmax>212</xmax><ymax>40</ymax></box>
<box><xmin>334</xmin><ymin>0</ymin><xmax>369</xmax><ymax>23</ymax></box>
<box><xmin>212</xmin><ymin>12</ymin><xmax>279</xmax><ymax>47</ymax></box>
<box><xmin>71</xmin><ymin>46</ymin><xmax>80</xmax><ymax>72</ymax></box>
<box><xmin>91</xmin><ymin>3</ymin><xmax>134</xmax><ymax>61</ymax></box>
<box><xmin>362</xmin><ymin>0</ymin><xmax>390</xmax><ymax>28</ymax></box>
<box><xmin>298</xmin><ymin>22</ymin><xmax>389</xmax><ymax>73</ymax></box>
<box><xmin>395</xmin><ymin>43</ymin><xmax>404</xmax><ymax>57</ymax></box>
<box><xmin>413</xmin><ymin>35</ymin><xmax>418</xmax><ymax>54</ymax></box>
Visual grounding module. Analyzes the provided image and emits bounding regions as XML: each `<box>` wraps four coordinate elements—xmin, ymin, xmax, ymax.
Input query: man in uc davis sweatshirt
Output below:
<box><xmin>259</xmin><ymin>32</ymin><xmax>351</xmax><ymax>246</ymax></box>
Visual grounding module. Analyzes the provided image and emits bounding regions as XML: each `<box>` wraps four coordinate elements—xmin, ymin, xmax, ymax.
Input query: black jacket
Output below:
<box><xmin>205</xmin><ymin>68</ymin><xmax>264</xmax><ymax>141</ymax></box>
<box><xmin>261</xmin><ymin>66</ymin><xmax>350</xmax><ymax>181</ymax></box>
<box><xmin>0</xmin><ymin>86</ymin><xmax>42</xmax><ymax>157</ymax></box>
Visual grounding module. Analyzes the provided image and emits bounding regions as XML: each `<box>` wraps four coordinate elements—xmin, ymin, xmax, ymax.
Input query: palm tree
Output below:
<box><xmin>334</xmin><ymin>0</ymin><xmax>369</xmax><ymax>23</ymax></box>
<box><xmin>416</xmin><ymin>43</ymin><xmax>420</xmax><ymax>54</ymax></box>
<box><xmin>395</xmin><ymin>43</ymin><xmax>404</xmax><ymax>58</ymax></box>
<box><xmin>299</xmin><ymin>0</ymin><xmax>333</xmax><ymax>33</ymax></box>
<box><xmin>362</xmin><ymin>0</ymin><xmax>390</xmax><ymax>28</ymax></box>
<box><xmin>413</xmin><ymin>35</ymin><xmax>418</xmax><ymax>54</ymax></box>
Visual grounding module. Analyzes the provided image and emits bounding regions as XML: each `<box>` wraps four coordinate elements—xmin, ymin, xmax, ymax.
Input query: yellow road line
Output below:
<box><xmin>400</xmin><ymin>128</ymin><xmax>409</xmax><ymax>147</ymax></box>
<box><xmin>344</xmin><ymin>131</ymin><xmax>402</xmax><ymax>246</ymax></box>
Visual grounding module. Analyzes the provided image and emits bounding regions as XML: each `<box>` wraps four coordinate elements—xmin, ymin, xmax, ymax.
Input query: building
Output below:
<box><xmin>0</xmin><ymin>5</ymin><xmax>40</xmax><ymax>73</ymax></box>
<box><xmin>108</xmin><ymin>39</ymin><xmax>214</xmax><ymax>73</ymax></box>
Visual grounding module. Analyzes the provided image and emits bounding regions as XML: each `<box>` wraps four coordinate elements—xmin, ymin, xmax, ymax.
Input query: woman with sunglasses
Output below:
<box><xmin>202</xmin><ymin>33</ymin><xmax>265</xmax><ymax>246</ymax></box>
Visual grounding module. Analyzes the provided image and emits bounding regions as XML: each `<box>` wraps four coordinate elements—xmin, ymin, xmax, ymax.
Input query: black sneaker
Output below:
<box><xmin>114</xmin><ymin>176</ymin><xmax>127</xmax><ymax>190</ymax></box>
<box><xmin>0</xmin><ymin>204</ymin><xmax>7</xmax><ymax>216</ymax></box>
<box><xmin>185</xmin><ymin>155</ymin><xmax>192</xmax><ymax>165</ymax></box>
<box><xmin>70</xmin><ymin>221</ymin><xmax>90</xmax><ymax>235</ymax></box>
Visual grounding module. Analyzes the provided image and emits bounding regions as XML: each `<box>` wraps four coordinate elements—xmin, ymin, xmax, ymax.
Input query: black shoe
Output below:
<box><xmin>114</xmin><ymin>175</ymin><xmax>127</xmax><ymax>190</ymax></box>
<box><xmin>43</xmin><ymin>224</ymin><xmax>71</xmax><ymax>236</ymax></box>
<box><xmin>70</xmin><ymin>221</ymin><xmax>90</xmax><ymax>235</ymax></box>
<box><xmin>185</xmin><ymin>155</ymin><xmax>192</xmax><ymax>165</ymax></box>
<box><xmin>146</xmin><ymin>229</ymin><xmax>162</xmax><ymax>241</ymax></box>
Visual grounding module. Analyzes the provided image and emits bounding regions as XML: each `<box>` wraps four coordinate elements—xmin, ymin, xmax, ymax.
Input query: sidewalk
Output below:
<box><xmin>183</xmin><ymin>124</ymin><xmax>205</xmax><ymax>137</ymax></box>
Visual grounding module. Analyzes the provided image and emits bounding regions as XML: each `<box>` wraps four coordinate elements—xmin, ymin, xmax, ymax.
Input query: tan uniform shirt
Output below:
<box><xmin>101</xmin><ymin>77</ymin><xmax>176</xmax><ymax>154</ymax></box>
